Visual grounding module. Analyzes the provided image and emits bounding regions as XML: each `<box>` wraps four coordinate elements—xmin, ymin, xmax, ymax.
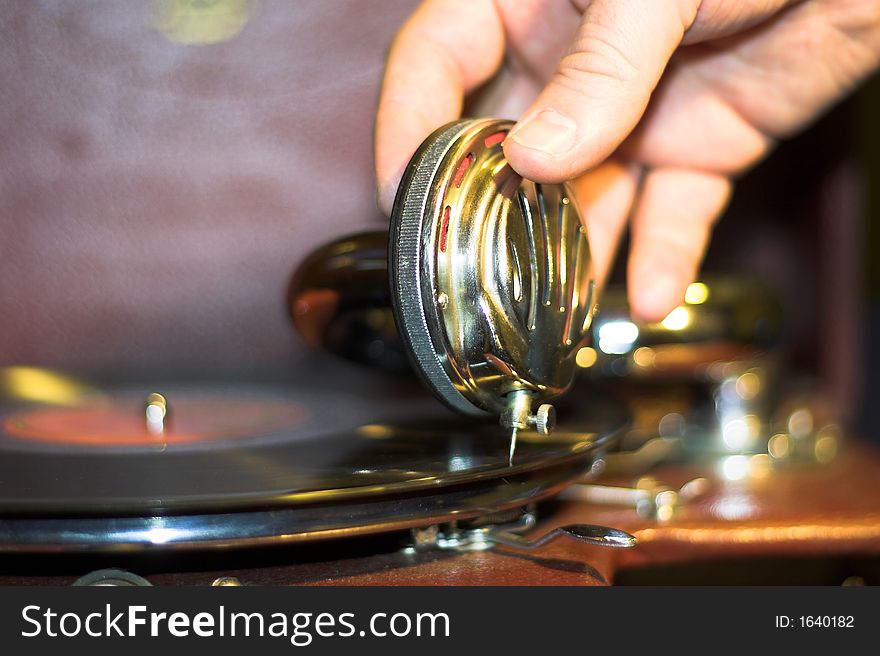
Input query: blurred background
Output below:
<box><xmin>0</xmin><ymin>0</ymin><xmax>877</xmax><ymax>443</ymax></box>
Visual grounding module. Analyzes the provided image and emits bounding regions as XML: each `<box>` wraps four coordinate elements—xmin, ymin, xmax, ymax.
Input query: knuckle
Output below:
<box><xmin>560</xmin><ymin>29</ymin><xmax>644</xmax><ymax>90</ymax></box>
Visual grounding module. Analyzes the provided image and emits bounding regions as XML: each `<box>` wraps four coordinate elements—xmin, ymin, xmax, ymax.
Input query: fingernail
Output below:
<box><xmin>509</xmin><ymin>109</ymin><xmax>577</xmax><ymax>158</ymax></box>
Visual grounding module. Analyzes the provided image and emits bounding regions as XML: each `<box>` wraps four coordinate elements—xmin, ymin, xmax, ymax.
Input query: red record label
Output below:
<box><xmin>2</xmin><ymin>393</ymin><xmax>307</xmax><ymax>447</ymax></box>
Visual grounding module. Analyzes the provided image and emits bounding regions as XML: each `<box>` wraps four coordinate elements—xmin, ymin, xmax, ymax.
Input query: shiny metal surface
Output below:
<box><xmin>565</xmin><ymin>477</ymin><xmax>711</xmax><ymax>522</ymax></box>
<box><xmin>72</xmin><ymin>569</ymin><xmax>153</xmax><ymax>587</ymax></box>
<box><xmin>584</xmin><ymin>277</ymin><xmax>783</xmax><ymax>380</ymax></box>
<box><xmin>288</xmin><ymin>231</ymin><xmax>408</xmax><ymax>371</ymax></box>
<box><xmin>0</xmin><ymin>454</ymin><xmax>594</xmax><ymax>553</ymax></box>
<box><xmin>145</xmin><ymin>392</ymin><xmax>169</xmax><ymax>436</ymax></box>
<box><xmin>488</xmin><ymin>524</ymin><xmax>636</xmax><ymax>550</ymax></box>
<box><xmin>575</xmin><ymin>276</ymin><xmax>800</xmax><ymax>465</ymax></box>
<box><xmin>424</xmin><ymin>516</ymin><xmax>636</xmax><ymax>552</ymax></box>
<box><xmin>390</xmin><ymin>119</ymin><xmax>596</xmax><ymax>423</ymax></box>
<box><xmin>212</xmin><ymin>577</ymin><xmax>243</xmax><ymax>587</ymax></box>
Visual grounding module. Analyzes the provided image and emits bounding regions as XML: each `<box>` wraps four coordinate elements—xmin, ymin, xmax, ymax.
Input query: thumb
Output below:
<box><xmin>503</xmin><ymin>0</ymin><xmax>699</xmax><ymax>183</ymax></box>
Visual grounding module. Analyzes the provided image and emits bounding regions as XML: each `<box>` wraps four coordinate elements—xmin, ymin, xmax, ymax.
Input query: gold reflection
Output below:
<box><xmin>660</xmin><ymin>307</ymin><xmax>690</xmax><ymax>331</ymax></box>
<box><xmin>655</xmin><ymin>490</ymin><xmax>677</xmax><ymax>522</ymax></box>
<box><xmin>749</xmin><ymin>454</ymin><xmax>771</xmax><ymax>479</ymax></box>
<box><xmin>736</xmin><ymin>371</ymin><xmax>762</xmax><ymax>400</ymax></box>
<box><xmin>635</xmin><ymin>476</ymin><xmax>658</xmax><ymax>491</ymax></box>
<box><xmin>212</xmin><ymin>577</ymin><xmax>243</xmax><ymax>586</ymax></box>
<box><xmin>632</xmin><ymin>346</ymin><xmax>656</xmax><ymax>368</ymax></box>
<box><xmin>684</xmin><ymin>282</ymin><xmax>710</xmax><ymax>305</ymax></box>
<box><xmin>357</xmin><ymin>424</ymin><xmax>394</xmax><ymax>439</ymax></box>
<box><xmin>814</xmin><ymin>435</ymin><xmax>838</xmax><ymax>464</ymax></box>
<box><xmin>768</xmin><ymin>433</ymin><xmax>791</xmax><ymax>459</ymax></box>
<box><xmin>744</xmin><ymin>414</ymin><xmax>761</xmax><ymax>441</ymax></box>
<box><xmin>0</xmin><ymin>366</ymin><xmax>96</xmax><ymax>406</ymax></box>
<box><xmin>635</xmin><ymin>518</ymin><xmax>880</xmax><ymax>546</ymax></box>
<box><xmin>575</xmin><ymin>347</ymin><xmax>598</xmax><ymax>368</ymax></box>
<box><xmin>788</xmin><ymin>408</ymin><xmax>814</xmax><ymax>438</ymax></box>
<box><xmin>145</xmin><ymin>393</ymin><xmax>169</xmax><ymax>436</ymax></box>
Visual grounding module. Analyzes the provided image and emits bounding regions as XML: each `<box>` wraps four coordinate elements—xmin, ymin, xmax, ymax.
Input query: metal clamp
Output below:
<box><xmin>410</xmin><ymin>519</ymin><xmax>635</xmax><ymax>553</ymax></box>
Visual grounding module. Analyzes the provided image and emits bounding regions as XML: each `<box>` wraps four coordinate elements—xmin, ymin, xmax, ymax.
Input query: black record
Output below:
<box><xmin>0</xmin><ymin>371</ymin><xmax>626</xmax><ymax>552</ymax></box>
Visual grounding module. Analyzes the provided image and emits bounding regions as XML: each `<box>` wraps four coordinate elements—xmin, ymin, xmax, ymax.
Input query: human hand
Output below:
<box><xmin>375</xmin><ymin>0</ymin><xmax>880</xmax><ymax>321</ymax></box>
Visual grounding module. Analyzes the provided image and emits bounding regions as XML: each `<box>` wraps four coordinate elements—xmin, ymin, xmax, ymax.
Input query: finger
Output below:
<box><xmin>627</xmin><ymin>167</ymin><xmax>731</xmax><ymax>322</ymax></box>
<box><xmin>503</xmin><ymin>0</ymin><xmax>702</xmax><ymax>183</ymax></box>
<box><xmin>568</xmin><ymin>159</ymin><xmax>641</xmax><ymax>290</ymax></box>
<box><xmin>620</xmin><ymin>58</ymin><xmax>773</xmax><ymax>175</ymax></box>
<box><xmin>683</xmin><ymin>0</ymin><xmax>799</xmax><ymax>44</ymax></box>
<box><xmin>375</xmin><ymin>0</ymin><xmax>505</xmax><ymax>215</ymax></box>
<box><xmin>622</xmin><ymin>0</ymin><xmax>880</xmax><ymax>174</ymax></box>
<box><xmin>670</xmin><ymin>0</ymin><xmax>880</xmax><ymax>140</ymax></box>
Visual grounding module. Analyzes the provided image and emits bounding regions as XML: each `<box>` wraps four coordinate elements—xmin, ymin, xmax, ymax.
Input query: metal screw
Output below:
<box><xmin>145</xmin><ymin>392</ymin><xmax>169</xmax><ymax>436</ymax></box>
<box><xmin>501</xmin><ymin>391</ymin><xmax>555</xmax><ymax>436</ymax></box>
<box><xmin>211</xmin><ymin>576</ymin><xmax>242</xmax><ymax>586</ymax></box>
<box><xmin>533</xmin><ymin>404</ymin><xmax>556</xmax><ymax>435</ymax></box>
<box><xmin>72</xmin><ymin>569</ymin><xmax>152</xmax><ymax>587</ymax></box>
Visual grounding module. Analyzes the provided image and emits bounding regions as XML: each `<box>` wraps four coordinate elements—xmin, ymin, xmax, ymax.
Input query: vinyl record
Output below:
<box><xmin>0</xmin><ymin>370</ymin><xmax>627</xmax><ymax>552</ymax></box>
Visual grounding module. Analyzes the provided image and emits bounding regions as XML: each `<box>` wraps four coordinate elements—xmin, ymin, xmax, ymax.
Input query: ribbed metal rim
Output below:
<box><xmin>389</xmin><ymin>119</ymin><xmax>493</xmax><ymax>417</ymax></box>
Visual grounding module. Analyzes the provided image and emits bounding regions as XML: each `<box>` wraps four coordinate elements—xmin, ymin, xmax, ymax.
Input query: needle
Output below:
<box><xmin>508</xmin><ymin>427</ymin><xmax>518</xmax><ymax>466</ymax></box>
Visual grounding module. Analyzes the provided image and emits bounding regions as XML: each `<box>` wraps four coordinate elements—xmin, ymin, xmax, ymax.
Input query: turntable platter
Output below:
<box><xmin>2</xmin><ymin>390</ymin><xmax>307</xmax><ymax>447</ymax></box>
<box><xmin>0</xmin><ymin>376</ymin><xmax>626</xmax><ymax>552</ymax></box>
